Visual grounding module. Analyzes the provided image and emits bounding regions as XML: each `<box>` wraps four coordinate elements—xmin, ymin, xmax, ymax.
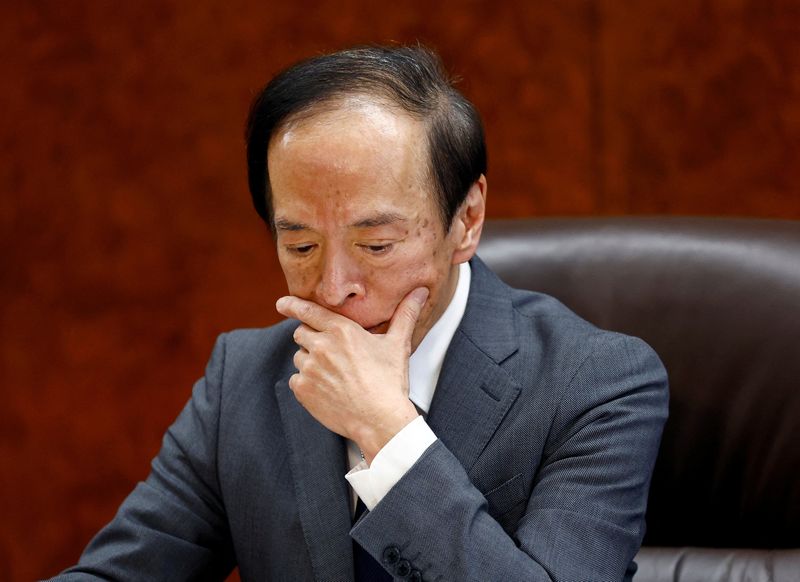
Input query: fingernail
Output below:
<box><xmin>410</xmin><ymin>287</ymin><xmax>429</xmax><ymax>305</ymax></box>
<box><xmin>276</xmin><ymin>297</ymin><xmax>289</xmax><ymax>311</ymax></box>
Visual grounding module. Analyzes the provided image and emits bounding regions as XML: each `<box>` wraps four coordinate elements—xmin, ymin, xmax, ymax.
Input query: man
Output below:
<box><xmin>54</xmin><ymin>45</ymin><xmax>668</xmax><ymax>581</ymax></box>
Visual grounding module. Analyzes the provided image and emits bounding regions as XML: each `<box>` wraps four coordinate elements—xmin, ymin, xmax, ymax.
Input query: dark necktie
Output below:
<box><xmin>352</xmin><ymin>498</ymin><xmax>393</xmax><ymax>581</ymax></box>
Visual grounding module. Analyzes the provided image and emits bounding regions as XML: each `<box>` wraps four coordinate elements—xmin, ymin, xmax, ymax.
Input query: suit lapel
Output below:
<box><xmin>275</xmin><ymin>377</ymin><xmax>355</xmax><ymax>582</ymax></box>
<box><xmin>427</xmin><ymin>257</ymin><xmax>521</xmax><ymax>473</ymax></box>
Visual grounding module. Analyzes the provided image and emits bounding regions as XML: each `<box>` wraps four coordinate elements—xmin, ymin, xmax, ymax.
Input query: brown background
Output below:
<box><xmin>2</xmin><ymin>1</ymin><xmax>799</xmax><ymax>579</ymax></box>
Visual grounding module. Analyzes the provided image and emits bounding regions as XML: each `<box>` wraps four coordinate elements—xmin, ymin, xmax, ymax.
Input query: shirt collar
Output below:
<box><xmin>408</xmin><ymin>261</ymin><xmax>471</xmax><ymax>414</ymax></box>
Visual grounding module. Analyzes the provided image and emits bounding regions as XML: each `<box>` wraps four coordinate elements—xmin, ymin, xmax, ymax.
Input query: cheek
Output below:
<box><xmin>382</xmin><ymin>256</ymin><xmax>448</xmax><ymax>303</ymax></box>
<box><xmin>279</xmin><ymin>260</ymin><xmax>317</xmax><ymax>297</ymax></box>
<box><xmin>403</xmin><ymin>231</ymin><xmax>454</xmax><ymax>284</ymax></box>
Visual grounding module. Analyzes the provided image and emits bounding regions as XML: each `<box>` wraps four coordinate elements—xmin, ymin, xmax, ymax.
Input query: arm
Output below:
<box><xmin>51</xmin><ymin>335</ymin><xmax>235</xmax><ymax>581</ymax></box>
<box><xmin>351</xmin><ymin>335</ymin><xmax>668</xmax><ymax>582</ymax></box>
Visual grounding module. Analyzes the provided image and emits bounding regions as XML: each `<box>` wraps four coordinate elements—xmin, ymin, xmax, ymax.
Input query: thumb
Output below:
<box><xmin>387</xmin><ymin>287</ymin><xmax>429</xmax><ymax>346</ymax></box>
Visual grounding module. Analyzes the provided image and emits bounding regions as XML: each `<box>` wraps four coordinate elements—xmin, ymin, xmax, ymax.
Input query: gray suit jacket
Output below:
<box><xmin>55</xmin><ymin>257</ymin><xmax>668</xmax><ymax>581</ymax></box>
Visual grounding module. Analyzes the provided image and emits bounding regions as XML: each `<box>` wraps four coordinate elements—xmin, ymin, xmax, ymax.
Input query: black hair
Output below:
<box><xmin>245</xmin><ymin>45</ymin><xmax>486</xmax><ymax>233</ymax></box>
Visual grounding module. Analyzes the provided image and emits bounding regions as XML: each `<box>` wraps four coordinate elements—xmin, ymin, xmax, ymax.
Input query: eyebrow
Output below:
<box><xmin>274</xmin><ymin>212</ymin><xmax>406</xmax><ymax>232</ymax></box>
<box><xmin>351</xmin><ymin>212</ymin><xmax>406</xmax><ymax>228</ymax></box>
<box><xmin>275</xmin><ymin>218</ymin><xmax>310</xmax><ymax>232</ymax></box>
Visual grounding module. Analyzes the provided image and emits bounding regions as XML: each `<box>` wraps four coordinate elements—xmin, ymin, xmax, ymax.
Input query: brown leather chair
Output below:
<box><xmin>477</xmin><ymin>217</ymin><xmax>800</xmax><ymax>582</ymax></box>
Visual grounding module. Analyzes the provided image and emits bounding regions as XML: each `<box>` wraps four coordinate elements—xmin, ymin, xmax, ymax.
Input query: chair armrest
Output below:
<box><xmin>635</xmin><ymin>547</ymin><xmax>800</xmax><ymax>582</ymax></box>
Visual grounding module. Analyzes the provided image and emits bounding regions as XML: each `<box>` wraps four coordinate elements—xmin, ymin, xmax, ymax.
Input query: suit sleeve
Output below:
<box><xmin>350</xmin><ymin>335</ymin><xmax>669</xmax><ymax>582</ymax></box>
<box><xmin>50</xmin><ymin>334</ymin><xmax>236</xmax><ymax>581</ymax></box>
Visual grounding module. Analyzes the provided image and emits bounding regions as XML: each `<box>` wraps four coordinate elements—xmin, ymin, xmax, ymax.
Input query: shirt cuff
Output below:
<box><xmin>345</xmin><ymin>415</ymin><xmax>437</xmax><ymax>511</ymax></box>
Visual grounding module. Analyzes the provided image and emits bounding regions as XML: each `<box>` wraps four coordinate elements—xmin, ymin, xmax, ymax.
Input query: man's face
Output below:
<box><xmin>267</xmin><ymin>99</ymin><xmax>466</xmax><ymax>349</ymax></box>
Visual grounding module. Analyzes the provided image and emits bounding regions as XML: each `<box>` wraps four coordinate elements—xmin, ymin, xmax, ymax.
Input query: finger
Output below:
<box><xmin>386</xmin><ymin>287</ymin><xmax>429</xmax><ymax>345</ymax></box>
<box><xmin>292</xmin><ymin>324</ymin><xmax>316</xmax><ymax>350</ymax></box>
<box><xmin>276</xmin><ymin>296</ymin><xmax>350</xmax><ymax>332</ymax></box>
<box><xmin>292</xmin><ymin>347</ymin><xmax>309</xmax><ymax>371</ymax></box>
<box><xmin>288</xmin><ymin>372</ymin><xmax>302</xmax><ymax>394</ymax></box>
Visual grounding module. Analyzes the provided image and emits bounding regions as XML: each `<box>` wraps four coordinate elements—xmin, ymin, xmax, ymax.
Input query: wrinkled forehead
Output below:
<box><xmin>269</xmin><ymin>97</ymin><xmax>433</xmax><ymax>191</ymax></box>
<box><xmin>266</xmin><ymin>97</ymin><xmax>447</xmax><ymax>227</ymax></box>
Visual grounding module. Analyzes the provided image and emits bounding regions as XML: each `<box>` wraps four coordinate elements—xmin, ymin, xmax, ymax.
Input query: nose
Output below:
<box><xmin>316</xmin><ymin>248</ymin><xmax>365</xmax><ymax>308</ymax></box>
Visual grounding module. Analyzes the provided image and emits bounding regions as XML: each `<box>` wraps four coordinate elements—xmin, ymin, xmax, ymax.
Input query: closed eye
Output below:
<box><xmin>286</xmin><ymin>244</ymin><xmax>316</xmax><ymax>256</ymax></box>
<box><xmin>359</xmin><ymin>243</ymin><xmax>393</xmax><ymax>255</ymax></box>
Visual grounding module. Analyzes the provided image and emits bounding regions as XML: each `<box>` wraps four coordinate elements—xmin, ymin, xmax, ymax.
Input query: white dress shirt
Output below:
<box><xmin>345</xmin><ymin>261</ymin><xmax>472</xmax><ymax>511</ymax></box>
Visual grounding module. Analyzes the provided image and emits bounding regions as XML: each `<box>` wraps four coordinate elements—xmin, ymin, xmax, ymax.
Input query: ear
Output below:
<box><xmin>451</xmin><ymin>174</ymin><xmax>487</xmax><ymax>264</ymax></box>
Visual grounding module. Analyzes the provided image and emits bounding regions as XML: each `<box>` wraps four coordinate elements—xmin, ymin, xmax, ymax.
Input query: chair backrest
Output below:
<box><xmin>477</xmin><ymin>217</ymin><xmax>800</xmax><ymax>550</ymax></box>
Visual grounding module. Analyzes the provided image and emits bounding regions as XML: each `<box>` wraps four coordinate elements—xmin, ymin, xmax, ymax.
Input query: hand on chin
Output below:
<box><xmin>275</xmin><ymin>287</ymin><xmax>429</xmax><ymax>462</ymax></box>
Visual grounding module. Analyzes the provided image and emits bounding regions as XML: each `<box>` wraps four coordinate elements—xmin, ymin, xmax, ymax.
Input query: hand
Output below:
<box><xmin>275</xmin><ymin>287</ymin><xmax>429</xmax><ymax>463</ymax></box>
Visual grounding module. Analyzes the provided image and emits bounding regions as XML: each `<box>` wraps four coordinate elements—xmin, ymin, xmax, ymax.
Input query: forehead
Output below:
<box><xmin>270</xmin><ymin>98</ymin><xmax>424</xmax><ymax>173</ymax></box>
<box><xmin>267</xmin><ymin>99</ymin><xmax>439</xmax><ymax>225</ymax></box>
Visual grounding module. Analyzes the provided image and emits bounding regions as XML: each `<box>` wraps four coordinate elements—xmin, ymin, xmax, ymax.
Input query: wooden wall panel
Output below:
<box><xmin>598</xmin><ymin>0</ymin><xmax>800</xmax><ymax>215</ymax></box>
<box><xmin>1</xmin><ymin>1</ymin><xmax>799</xmax><ymax>578</ymax></box>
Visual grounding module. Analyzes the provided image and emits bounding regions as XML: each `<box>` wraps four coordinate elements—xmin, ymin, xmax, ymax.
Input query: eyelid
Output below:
<box><xmin>284</xmin><ymin>243</ymin><xmax>316</xmax><ymax>255</ymax></box>
<box><xmin>358</xmin><ymin>242</ymin><xmax>394</xmax><ymax>255</ymax></box>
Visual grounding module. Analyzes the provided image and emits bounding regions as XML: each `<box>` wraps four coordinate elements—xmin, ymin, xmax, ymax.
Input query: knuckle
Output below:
<box><xmin>298</xmin><ymin>302</ymin><xmax>313</xmax><ymax>319</ymax></box>
<box><xmin>305</xmin><ymin>335</ymin><xmax>320</xmax><ymax>351</ymax></box>
<box><xmin>288</xmin><ymin>373</ymin><xmax>309</xmax><ymax>397</ymax></box>
<box><xmin>327</xmin><ymin>325</ymin><xmax>345</xmax><ymax>342</ymax></box>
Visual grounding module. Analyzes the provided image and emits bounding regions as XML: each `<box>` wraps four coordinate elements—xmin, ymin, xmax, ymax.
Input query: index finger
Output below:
<box><xmin>276</xmin><ymin>296</ymin><xmax>351</xmax><ymax>332</ymax></box>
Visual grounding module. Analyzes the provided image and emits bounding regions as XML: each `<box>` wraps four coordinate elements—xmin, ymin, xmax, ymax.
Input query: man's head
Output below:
<box><xmin>246</xmin><ymin>45</ymin><xmax>486</xmax><ymax>234</ymax></box>
<box><xmin>247</xmin><ymin>45</ymin><xmax>488</xmax><ymax>348</ymax></box>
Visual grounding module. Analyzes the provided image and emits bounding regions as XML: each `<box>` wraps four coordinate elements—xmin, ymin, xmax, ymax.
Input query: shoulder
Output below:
<box><xmin>466</xmin><ymin>258</ymin><xmax>667</xmax><ymax>407</ymax></box>
<box><xmin>466</xmin><ymin>256</ymin><xmax>663</xmax><ymax>372</ymax></box>
<box><xmin>510</xmin><ymin>285</ymin><xmax>662</xmax><ymax>371</ymax></box>
<box><xmin>506</xmin><ymin>282</ymin><xmax>667</xmax><ymax>422</ymax></box>
<box><xmin>485</xmin><ymin>280</ymin><xmax>668</xmax><ymax>468</ymax></box>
